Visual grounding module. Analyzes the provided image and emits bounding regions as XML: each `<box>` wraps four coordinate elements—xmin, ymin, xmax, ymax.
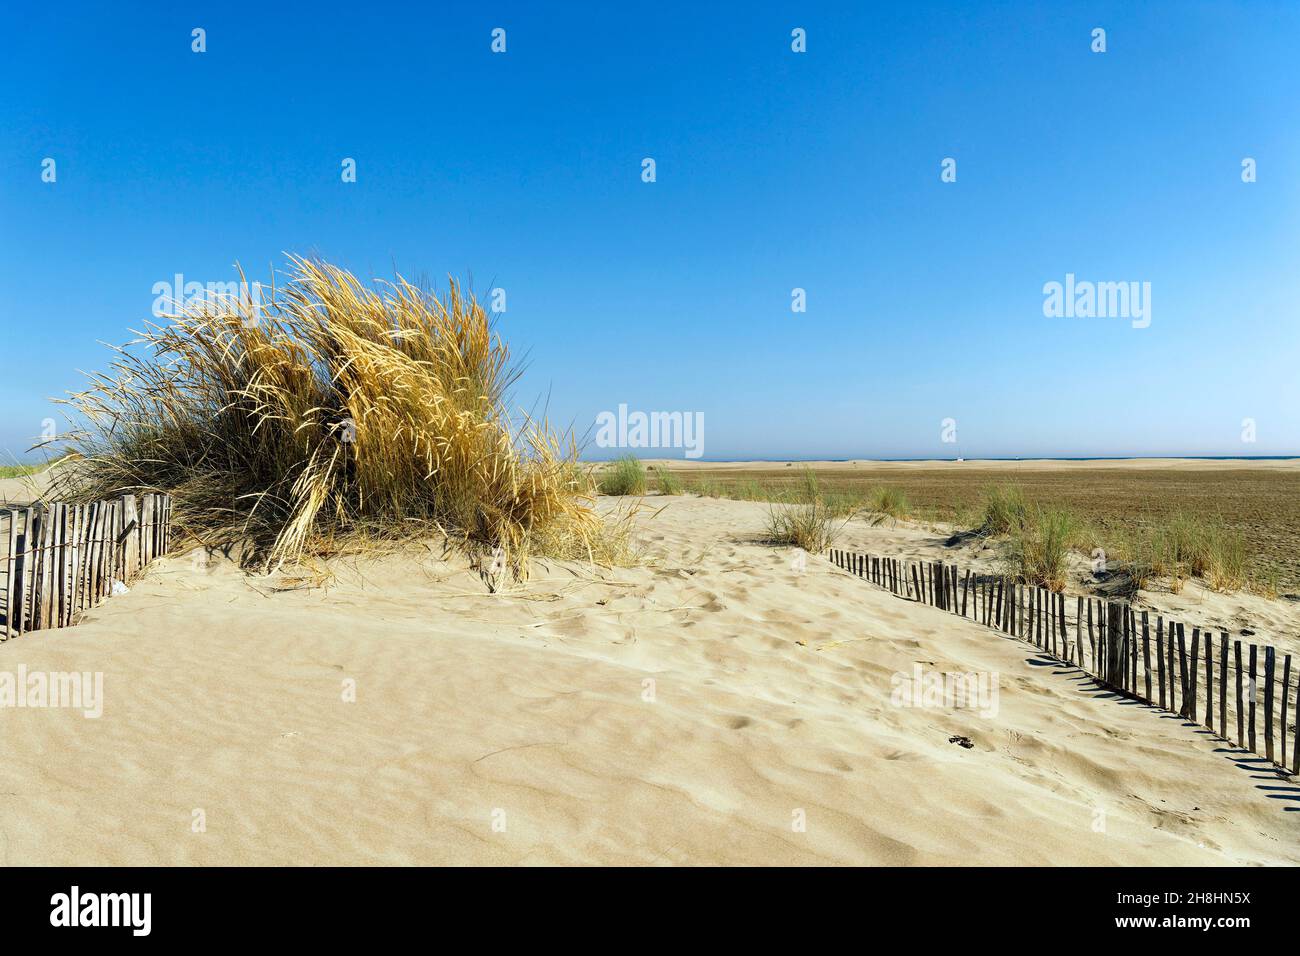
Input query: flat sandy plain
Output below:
<box><xmin>647</xmin><ymin>458</ymin><xmax>1300</xmax><ymax>593</ymax></box>
<box><xmin>1</xmin><ymin>460</ymin><xmax>1297</xmax><ymax>865</ymax></box>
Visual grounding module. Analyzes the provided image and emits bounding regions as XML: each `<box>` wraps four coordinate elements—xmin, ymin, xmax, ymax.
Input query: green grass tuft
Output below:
<box><xmin>651</xmin><ymin>466</ymin><xmax>683</xmax><ymax>496</ymax></box>
<box><xmin>977</xmin><ymin>484</ymin><xmax>1028</xmax><ymax>536</ymax></box>
<box><xmin>598</xmin><ymin>455</ymin><xmax>647</xmax><ymax>496</ymax></box>
<box><xmin>1006</xmin><ymin>507</ymin><xmax>1078</xmax><ymax>590</ymax></box>
<box><xmin>764</xmin><ymin>468</ymin><xmax>853</xmax><ymax>552</ymax></box>
<box><xmin>864</xmin><ymin>485</ymin><xmax>910</xmax><ymax>524</ymax></box>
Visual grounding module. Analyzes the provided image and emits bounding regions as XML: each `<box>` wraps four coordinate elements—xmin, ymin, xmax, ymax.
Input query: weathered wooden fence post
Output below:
<box><xmin>3</xmin><ymin>510</ymin><xmax>16</xmax><ymax>640</ymax></box>
<box><xmin>1264</xmin><ymin>646</ymin><xmax>1276</xmax><ymax>763</ymax></box>
<box><xmin>121</xmin><ymin>494</ymin><xmax>139</xmax><ymax>576</ymax></box>
<box><xmin>1105</xmin><ymin>602</ymin><xmax>1123</xmax><ymax>688</ymax></box>
<box><xmin>1141</xmin><ymin>611</ymin><xmax>1152</xmax><ymax>702</ymax></box>
<box><xmin>1248</xmin><ymin>644</ymin><xmax>1258</xmax><ymax>752</ymax></box>
<box><xmin>1281</xmin><ymin>655</ymin><xmax>1292</xmax><ymax>764</ymax></box>
<box><xmin>1218</xmin><ymin>635</ymin><xmax>1228</xmax><ymax>740</ymax></box>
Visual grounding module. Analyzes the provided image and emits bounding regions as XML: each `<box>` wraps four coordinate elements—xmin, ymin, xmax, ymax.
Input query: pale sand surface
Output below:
<box><xmin>0</xmin><ymin>495</ymin><xmax>1295</xmax><ymax>865</ymax></box>
<box><xmin>0</xmin><ymin>469</ymin><xmax>55</xmax><ymax>507</ymax></box>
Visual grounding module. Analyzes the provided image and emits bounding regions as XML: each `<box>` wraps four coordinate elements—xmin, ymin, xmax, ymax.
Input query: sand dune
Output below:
<box><xmin>0</xmin><ymin>495</ymin><xmax>1294</xmax><ymax>865</ymax></box>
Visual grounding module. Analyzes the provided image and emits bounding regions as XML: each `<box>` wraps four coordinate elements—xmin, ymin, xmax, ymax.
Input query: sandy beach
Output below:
<box><xmin>1</xmin><ymin>489</ymin><xmax>1295</xmax><ymax>866</ymax></box>
<box><xmin>8</xmin><ymin>3</ymin><xmax>1299</xmax><ymax>932</ymax></box>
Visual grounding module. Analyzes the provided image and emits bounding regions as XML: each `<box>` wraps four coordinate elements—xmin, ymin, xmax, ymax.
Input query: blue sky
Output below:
<box><xmin>2</xmin><ymin>1</ymin><xmax>1297</xmax><ymax>462</ymax></box>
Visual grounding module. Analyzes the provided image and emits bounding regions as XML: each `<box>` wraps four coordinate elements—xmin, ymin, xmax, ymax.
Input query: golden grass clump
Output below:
<box><xmin>48</xmin><ymin>256</ymin><xmax>612</xmax><ymax>576</ymax></box>
<box><xmin>1151</xmin><ymin>513</ymin><xmax>1248</xmax><ymax>593</ymax></box>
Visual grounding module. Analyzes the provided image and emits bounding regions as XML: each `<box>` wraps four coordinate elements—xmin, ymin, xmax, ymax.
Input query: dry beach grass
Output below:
<box><xmin>41</xmin><ymin>258</ymin><xmax>620</xmax><ymax>576</ymax></box>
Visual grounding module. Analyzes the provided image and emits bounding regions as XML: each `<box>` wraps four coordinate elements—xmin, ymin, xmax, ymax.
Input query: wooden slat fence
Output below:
<box><xmin>1</xmin><ymin>493</ymin><xmax>171</xmax><ymax>640</ymax></box>
<box><xmin>828</xmin><ymin>547</ymin><xmax>1297</xmax><ymax>775</ymax></box>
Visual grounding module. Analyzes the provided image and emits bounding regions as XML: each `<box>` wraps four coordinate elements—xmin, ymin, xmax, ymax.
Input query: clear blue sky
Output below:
<box><xmin>2</xmin><ymin>1</ymin><xmax>1297</xmax><ymax>462</ymax></box>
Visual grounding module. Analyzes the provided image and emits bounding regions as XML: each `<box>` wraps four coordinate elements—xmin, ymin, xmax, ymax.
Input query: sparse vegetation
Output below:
<box><xmin>977</xmin><ymin>484</ymin><xmax>1028</xmax><ymax>536</ymax></box>
<box><xmin>598</xmin><ymin>455</ymin><xmax>647</xmax><ymax>496</ymax></box>
<box><xmin>47</xmin><ymin>256</ymin><xmax>619</xmax><ymax>577</ymax></box>
<box><xmin>985</xmin><ymin>494</ymin><xmax>1254</xmax><ymax>595</ymax></box>
<box><xmin>1006</xmin><ymin>507</ymin><xmax>1078</xmax><ymax>590</ymax></box>
<box><xmin>686</xmin><ymin>477</ymin><xmax>722</xmax><ymax>498</ymax></box>
<box><xmin>0</xmin><ymin>455</ymin><xmax>68</xmax><ymax>480</ymax></box>
<box><xmin>665</xmin><ymin>464</ymin><xmax>1296</xmax><ymax>592</ymax></box>
<box><xmin>1101</xmin><ymin>522</ymin><xmax>1156</xmax><ymax>592</ymax></box>
<box><xmin>1155</xmin><ymin>514</ymin><xmax>1247</xmax><ymax>592</ymax></box>
<box><xmin>764</xmin><ymin>469</ymin><xmax>854</xmax><ymax>553</ymax></box>
<box><xmin>652</xmin><ymin>466</ymin><xmax>683</xmax><ymax>496</ymax></box>
<box><xmin>0</xmin><ymin>463</ymin><xmax>50</xmax><ymax>480</ymax></box>
<box><xmin>647</xmin><ymin>466</ymin><xmax>1275</xmax><ymax>596</ymax></box>
<box><xmin>864</xmin><ymin>486</ymin><xmax>910</xmax><ymax>525</ymax></box>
